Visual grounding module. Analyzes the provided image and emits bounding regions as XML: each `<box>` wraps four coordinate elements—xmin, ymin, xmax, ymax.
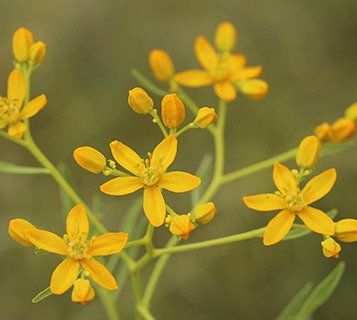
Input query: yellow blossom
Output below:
<box><xmin>29</xmin><ymin>41</ymin><xmax>47</xmax><ymax>63</ymax></box>
<box><xmin>296</xmin><ymin>135</ymin><xmax>321</xmax><ymax>169</ymax></box>
<box><xmin>8</xmin><ymin>219</ymin><xmax>37</xmax><ymax>247</ymax></box>
<box><xmin>243</xmin><ymin>162</ymin><xmax>336</xmax><ymax>246</ymax></box>
<box><xmin>169</xmin><ymin>215</ymin><xmax>196</xmax><ymax>240</ymax></box>
<box><xmin>345</xmin><ymin>102</ymin><xmax>357</xmax><ymax>122</ymax></box>
<box><xmin>12</xmin><ymin>27</ymin><xmax>34</xmax><ymax>62</ymax></box>
<box><xmin>149</xmin><ymin>49</ymin><xmax>175</xmax><ymax>82</ymax></box>
<box><xmin>321</xmin><ymin>237</ymin><xmax>341</xmax><ymax>258</ymax></box>
<box><xmin>194</xmin><ymin>202</ymin><xmax>217</xmax><ymax>224</ymax></box>
<box><xmin>73</xmin><ymin>146</ymin><xmax>107</xmax><ymax>174</ymax></box>
<box><xmin>72</xmin><ymin>279</ymin><xmax>95</xmax><ymax>306</ymax></box>
<box><xmin>335</xmin><ymin>219</ymin><xmax>357</xmax><ymax>243</ymax></box>
<box><xmin>0</xmin><ymin>69</ymin><xmax>47</xmax><ymax>138</ymax></box>
<box><xmin>100</xmin><ymin>135</ymin><xmax>201</xmax><ymax>227</ymax></box>
<box><xmin>161</xmin><ymin>94</ymin><xmax>185</xmax><ymax>128</ymax></box>
<box><xmin>175</xmin><ymin>22</ymin><xmax>266</xmax><ymax>102</ymax></box>
<box><xmin>194</xmin><ymin>107</ymin><xmax>217</xmax><ymax>129</ymax></box>
<box><xmin>128</xmin><ymin>87</ymin><xmax>154</xmax><ymax>114</ymax></box>
<box><xmin>24</xmin><ymin>204</ymin><xmax>128</xmax><ymax>295</ymax></box>
<box><xmin>314</xmin><ymin>118</ymin><xmax>356</xmax><ymax>143</ymax></box>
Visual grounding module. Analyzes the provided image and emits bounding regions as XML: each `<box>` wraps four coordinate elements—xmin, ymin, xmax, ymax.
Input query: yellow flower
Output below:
<box><xmin>194</xmin><ymin>202</ymin><xmax>217</xmax><ymax>224</ymax></box>
<box><xmin>128</xmin><ymin>87</ymin><xmax>154</xmax><ymax>114</ymax></box>
<box><xmin>321</xmin><ymin>237</ymin><xmax>341</xmax><ymax>258</ymax></box>
<box><xmin>314</xmin><ymin>118</ymin><xmax>356</xmax><ymax>143</ymax></box>
<box><xmin>25</xmin><ymin>204</ymin><xmax>128</xmax><ymax>295</ymax></box>
<box><xmin>243</xmin><ymin>162</ymin><xmax>336</xmax><ymax>246</ymax></box>
<box><xmin>296</xmin><ymin>135</ymin><xmax>321</xmax><ymax>169</ymax></box>
<box><xmin>73</xmin><ymin>146</ymin><xmax>107</xmax><ymax>174</ymax></box>
<box><xmin>169</xmin><ymin>215</ymin><xmax>196</xmax><ymax>240</ymax></box>
<box><xmin>29</xmin><ymin>41</ymin><xmax>47</xmax><ymax>63</ymax></box>
<box><xmin>12</xmin><ymin>27</ymin><xmax>34</xmax><ymax>62</ymax></box>
<box><xmin>194</xmin><ymin>107</ymin><xmax>217</xmax><ymax>129</ymax></box>
<box><xmin>71</xmin><ymin>279</ymin><xmax>95</xmax><ymax>306</ymax></box>
<box><xmin>335</xmin><ymin>219</ymin><xmax>357</xmax><ymax>243</ymax></box>
<box><xmin>100</xmin><ymin>135</ymin><xmax>201</xmax><ymax>227</ymax></box>
<box><xmin>8</xmin><ymin>218</ymin><xmax>37</xmax><ymax>247</ymax></box>
<box><xmin>161</xmin><ymin>94</ymin><xmax>185</xmax><ymax>128</ymax></box>
<box><xmin>175</xmin><ymin>22</ymin><xmax>266</xmax><ymax>102</ymax></box>
<box><xmin>0</xmin><ymin>69</ymin><xmax>47</xmax><ymax>138</ymax></box>
<box><xmin>149</xmin><ymin>49</ymin><xmax>175</xmax><ymax>82</ymax></box>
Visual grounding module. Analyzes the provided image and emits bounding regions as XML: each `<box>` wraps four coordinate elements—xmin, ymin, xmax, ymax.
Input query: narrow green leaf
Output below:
<box><xmin>326</xmin><ymin>208</ymin><xmax>338</xmax><ymax>220</ymax></box>
<box><xmin>283</xmin><ymin>228</ymin><xmax>311</xmax><ymax>241</ymax></box>
<box><xmin>0</xmin><ymin>161</ymin><xmax>49</xmax><ymax>174</ymax></box>
<box><xmin>294</xmin><ymin>262</ymin><xmax>345</xmax><ymax>320</ymax></box>
<box><xmin>320</xmin><ymin>141</ymin><xmax>354</xmax><ymax>157</ymax></box>
<box><xmin>275</xmin><ymin>282</ymin><xmax>313</xmax><ymax>320</ymax></box>
<box><xmin>32</xmin><ymin>286</ymin><xmax>53</xmax><ymax>303</ymax></box>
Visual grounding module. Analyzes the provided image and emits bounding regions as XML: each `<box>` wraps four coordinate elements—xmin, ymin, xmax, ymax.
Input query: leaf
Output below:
<box><xmin>32</xmin><ymin>287</ymin><xmax>53</xmax><ymax>303</ymax></box>
<box><xmin>294</xmin><ymin>261</ymin><xmax>345</xmax><ymax>320</ymax></box>
<box><xmin>275</xmin><ymin>282</ymin><xmax>313</xmax><ymax>320</ymax></box>
<box><xmin>0</xmin><ymin>161</ymin><xmax>49</xmax><ymax>174</ymax></box>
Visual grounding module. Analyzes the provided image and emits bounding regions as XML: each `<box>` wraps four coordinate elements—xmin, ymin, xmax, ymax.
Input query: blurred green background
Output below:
<box><xmin>1</xmin><ymin>0</ymin><xmax>356</xmax><ymax>319</ymax></box>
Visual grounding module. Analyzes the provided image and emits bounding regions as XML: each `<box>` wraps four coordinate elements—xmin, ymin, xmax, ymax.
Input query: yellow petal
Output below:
<box><xmin>298</xmin><ymin>207</ymin><xmax>334</xmax><ymax>235</ymax></box>
<box><xmin>87</xmin><ymin>232</ymin><xmax>128</xmax><ymax>256</ymax></box>
<box><xmin>7</xmin><ymin>69</ymin><xmax>25</xmax><ymax>107</ymax></box>
<box><xmin>66</xmin><ymin>204</ymin><xmax>89</xmax><ymax>243</ymax></box>
<box><xmin>227</xmin><ymin>54</ymin><xmax>246</xmax><ymax>70</ymax></box>
<box><xmin>143</xmin><ymin>186</ymin><xmax>166</xmax><ymax>227</ymax></box>
<box><xmin>8</xmin><ymin>219</ymin><xmax>37</xmax><ymax>247</ymax></box>
<box><xmin>194</xmin><ymin>35</ymin><xmax>219</xmax><ymax>71</ymax></box>
<box><xmin>8</xmin><ymin>122</ymin><xmax>26</xmax><ymax>138</ymax></box>
<box><xmin>20</xmin><ymin>94</ymin><xmax>47</xmax><ymax>119</ymax></box>
<box><xmin>273</xmin><ymin>162</ymin><xmax>297</xmax><ymax>195</ymax></box>
<box><xmin>263</xmin><ymin>209</ymin><xmax>295</xmax><ymax>246</ymax></box>
<box><xmin>157</xmin><ymin>172</ymin><xmax>201</xmax><ymax>193</ymax></box>
<box><xmin>243</xmin><ymin>194</ymin><xmax>286</xmax><ymax>211</ymax></box>
<box><xmin>301</xmin><ymin>169</ymin><xmax>336</xmax><ymax>205</ymax></box>
<box><xmin>213</xmin><ymin>81</ymin><xmax>236</xmax><ymax>102</ymax></box>
<box><xmin>169</xmin><ymin>215</ymin><xmax>196</xmax><ymax>240</ymax></box>
<box><xmin>26</xmin><ymin>229</ymin><xmax>68</xmax><ymax>255</ymax></box>
<box><xmin>73</xmin><ymin>146</ymin><xmax>106</xmax><ymax>174</ymax></box>
<box><xmin>71</xmin><ymin>279</ymin><xmax>95</xmax><ymax>306</ymax></box>
<box><xmin>175</xmin><ymin>70</ymin><xmax>214</xmax><ymax>87</ymax></box>
<box><xmin>331</xmin><ymin>118</ymin><xmax>356</xmax><ymax>142</ymax></box>
<box><xmin>109</xmin><ymin>140</ymin><xmax>145</xmax><ymax>174</ymax></box>
<box><xmin>149</xmin><ymin>49</ymin><xmax>175</xmax><ymax>82</ymax></box>
<box><xmin>12</xmin><ymin>27</ymin><xmax>34</xmax><ymax>62</ymax></box>
<box><xmin>335</xmin><ymin>219</ymin><xmax>357</xmax><ymax>242</ymax></box>
<box><xmin>50</xmin><ymin>258</ymin><xmax>80</xmax><ymax>294</ymax></box>
<box><xmin>230</xmin><ymin>65</ymin><xmax>262</xmax><ymax>81</ymax></box>
<box><xmin>321</xmin><ymin>237</ymin><xmax>341</xmax><ymax>258</ymax></box>
<box><xmin>240</xmin><ymin>79</ymin><xmax>269</xmax><ymax>100</ymax></box>
<box><xmin>215</xmin><ymin>21</ymin><xmax>237</xmax><ymax>53</ymax></box>
<box><xmin>296</xmin><ymin>135</ymin><xmax>321</xmax><ymax>169</ymax></box>
<box><xmin>100</xmin><ymin>177</ymin><xmax>144</xmax><ymax>195</ymax></box>
<box><xmin>151</xmin><ymin>135</ymin><xmax>177</xmax><ymax>173</ymax></box>
<box><xmin>81</xmin><ymin>258</ymin><xmax>118</xmax><ymax>290</ymax></box>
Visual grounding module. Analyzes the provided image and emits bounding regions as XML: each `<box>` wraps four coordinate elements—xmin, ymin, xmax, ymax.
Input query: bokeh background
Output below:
<box><xmin>1</xmin><ymin>0</ymin><xmax>356</xmax><ymax>319</ymax></box>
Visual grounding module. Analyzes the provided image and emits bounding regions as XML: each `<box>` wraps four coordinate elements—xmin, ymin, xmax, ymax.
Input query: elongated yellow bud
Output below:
<box><xmin>215</xmin><ymin>21</ymin><xmax>237</xmax><ymax>53</ymax></box>
<box><xmin>12</xmin><ymin>27</ymin><xmax>34</xmax><ymax>62</ymax></box>
<box><xmin>169</xmin><ymin>215</ymin><xmax>196</xmax><ymax>240</ymax></box>
<box><xmin>240</xmin><ymin>79</ymin><xmax>268</xmax><ymax>99</ymax></box>
<box><xmin>161</xmin><ymin>93</ymin><xmax>185</xmax><ymax>128</ymax></box>
<box><xmin>335</xmin><ymin>219</ymin><xmax>357</xmax><ymax>243</ymax></box>
<box><xmin>9</xmin><ymin>219</ymin><xmax>37</xmax><ymax>247</ymax></box>
<box><xmin>73</xmin><ymin>146</ymin><xmax>106</xmax><ymax>174</ymax></box>
<box><xmin>345</xmin><ymin>102</ymin><xmax>357</xmax><ymax>122</ymax></box>
<box><xmin>128</xmin><ymin>87</ymin><xmax>154</xmax><ymax>114</ymax></box>
<box><xmin>296</xmin><ymin>135</ymin><xmax>321</xmax><ymax>168</ymax></box>
<box><xmin>29</xmin><ymin>41</ymin><xmax>47</xmax><ymax>63</ymax></box>
<box><xmin>321</xmin><ymin>237</ymin><xmax>341</xmax><ymax>258</ymax></box>
<box><xmin>331</xmin><ymin>118</ymin><xmax>356</xmax><ymax>142</ymax></box>
<box><xmin>314</xmin><ymin>122</ymin><xmax>333</xmax><ymax>142</ymax></box>
<box><xmin>194</xmin><ymin>107</ymin><xmax>217</xmax><ymax>129</ymax></box>
<box><xmin>72</xmin><ymin>279</ymin><xmax>95</xmax><ymax>305</ymax></box>
<box><xmin>194</xmin><ymin>202</ymin><xmax>217</xmax><ymax>224</ymax></box>
<box><xmin>149</xmin><ymin>49</ymin><xmax>175</xmax><ymax>82</ymax></box>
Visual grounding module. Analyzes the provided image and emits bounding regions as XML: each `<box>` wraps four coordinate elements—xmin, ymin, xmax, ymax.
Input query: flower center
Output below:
<box><xmin>68</xmin><ymin>237</ymin><xmax>89</xmax><ymax>260</ymax></box>
<box><xmin>0</xmin><ymin>97</ymin><xmax>20</xmax><ymax>124</ymax></box>
<box><xmin>140</xmin><ymin>167</ymin><xmax>160</xmax><ymax>186</ymax></box>
<box><xmin>284</xmin><ymin>191</ymin><xmax>307</xmax><ymax>213</ymax></box>
<box><xmin>211</xmin><ymin>58</ymin><xmax>231</xmax><ymax>82</ymax></box>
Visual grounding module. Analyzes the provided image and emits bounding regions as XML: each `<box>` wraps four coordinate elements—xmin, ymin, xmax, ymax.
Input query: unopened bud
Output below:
<box><xmin>73</xmin><ymin>146</ymin><xmax>106</xmax><ymax>174</ymax></box>
<box><xmin>128</xmin><ymin>87</ymin><xmax>154</xmax><ymax>114</ymax></box>
<box><xmin>9</xmin><ymin>219</ymin><xmax>37</xmax><ymax>247</ymax></box>
<box><xmin>296</xmin><ymin>135</ymin><xmax>321</xmax><ymax>168</ymax></box>
<box><xmin>314</xmin><ymin>122</ymin><xmax>333</xmax><ymax>142</ymax></box>
<box><xmin>335</xmin><ymin>219</ymin><xmax>357</xmax><ymax>243</ymax></box>
<box><xmin>72</xmin><ymin>279</ymin><xmax>95</xmax><ymax>306</ymax></box>
<box><xmin>194</xmin><ymin>107</ymin><xmax>217</xmax><ymax>129</ymax></box>
<box><xmin>345</xmin><ymin>102</ymin><xmax>357</xmax><ymax>122</ymax></box>
<box><xmin>161</xmin><ymin>93</ymin><xmax>185</xmax><ymax>128</ymax></box>
<box><xmin>194</xmin><ymin>202</ymin><xmax>217</xmax><ymax>224</ymax></box>
<box><xmin>149</xmin><ymin>49</ymin><xmax>175</xmax><ymax>82</ymax></box>
<box><xmin>331</xmin><ymin>117</ymin><xmax>356</xmax><ymax>142</ymax></box>
<box><xmin>12</xmin><ymin>27</ymin><xmax>34</xmax><ymax>62</ymax></box>
<box><xmin>169</xmin><ymin>215</ymin><xmax>196</xmax><ymax>240</ymax></box>
<box><xmin>240</xmin><ymin>79</ymin><xmax>268</xmax><ymax>100</ymax></box>
<box><xmin>215</xmin><ymin>21</ymin><xmax>237</xmax><ymax>53</ymax></box>
<box><xmin>29</xmin><ymin>41</ymin><xmax>47</xmax><ymax>63</ymax></box>
<box><xmin>321</xmin><ymin>237</ymin><xmax>341</xmax><ymax>258</ymax></box>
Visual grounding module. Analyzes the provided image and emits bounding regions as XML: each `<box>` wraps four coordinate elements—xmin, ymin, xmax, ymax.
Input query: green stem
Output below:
<box><xmin>97</xmin><ymin>287</ymin><xmax>121</xmax><ymax>320</ymax></box>
<box><xmin>0</xmin><ymin>131</ymin><xmax>28</xmax><ymax>147</ymax></box>
<box><xmin>137</xmin><ymin>304</ymin><xmax>156</xmax><ymax>320</ymax></box>
<box><xmin>131</xmin><ymin>68</ymin><xmax>168</xmax><ymax>97</ymax></box>
<box><xmin>175</xmin><ymin>122</ymin><xmax>195</xmax><ymax>138</ymax></box>
<box><xmin>149</xmin><ymin>109</ymin><xmax>168</xmax><ymax>137</ymax></box>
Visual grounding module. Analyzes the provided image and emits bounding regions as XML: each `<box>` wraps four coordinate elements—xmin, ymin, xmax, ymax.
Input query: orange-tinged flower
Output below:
<box><xmin>13</xmin><ymin>27</ymin><xmax>34</xmax><ymax>62</ymax></box>
<box><xmin>296</xmin><ymin>135</ymin><xmax>321</xmax><ymax>169</ymax></box>
<box><xmin>243</xmin><ymin>162</ymin><xmax>336</xmax><ymax>246</ymax></box>
<box><xmin>161</xmin><ymin>94</ymin><xmax>185</xmax><ymax>128</ymax></box>
<box><xmin>100</xmin><ymin>135</ymin><xmax>201</xmax><ymax>227</ymax></box>
<box><xmin>72</xmin><ymin>279</ymin><xmax>95</xmax><ymax>305</ymax></box>
<box><xmin>149</xmin><ymin>49</ymin><xmax>175</xmax><ymax>82</ymax></box>
<box><xmin>9</xmin><ymin>219</ymin><xmax>37</xmax><ymax>247</ymax></box>
<box><xmin>25</xmin><ymin>204</ymin><xmax>128</xmax><ymax>295</ymax></box>
<box><xmin>321</xmin><ymin>237</ymin><xmax>341</xmax><ymax>258</ymax></box>
<box><xmin>73</xmin><ymin>146</ymin><xmax>107</xmax><ymax>174</ymax></box>
<box><xmin>175</xmin><ymin>25</ymin><xmax>265</xmax><ymax>102</ymax></box>
<box><xmin>169</xmin><ymin>215</ymin><xmax>196</xmax><ymax>240</ymax></box>
<box><xmin>194</xmin><ymin>107</ymin><xmax>217</xmax><ymax>129</ymax></box>
<box><xmin>128</xmin><ymin>87</ymin><xmax>154</xmax><ymax>114</ymax></box>
<box><xmin>335</xmin><ymin>219</ymin><xmax>357</xmax><ymax>243</ymax></box>
<box><xmin>0</xmin><ymin>70</ymin><xmax>47</xmax><ymax>138</ymax></box>
<box><xmin>314</xmin><ymin>118</ymin><xmax>356</xmax><ymax>143</ymax></box>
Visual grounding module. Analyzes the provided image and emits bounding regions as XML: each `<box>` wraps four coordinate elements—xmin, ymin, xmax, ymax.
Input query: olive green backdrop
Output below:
<box><xmin>0</xmin><ymin>0</ymin><xmax>356</xmax><ymax>319</ymax></box>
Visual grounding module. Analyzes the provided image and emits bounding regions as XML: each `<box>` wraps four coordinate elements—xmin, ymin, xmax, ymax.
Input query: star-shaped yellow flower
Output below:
<box><xmin>100</xmin><ymin>135</ymin><xmax>201</xmax><ymax>227</ymax></box>
<box><xmin>25</xmin><ymin>204</ymin><xmax>128</xmax><ymax>295</ymax></box>
<box><xmin>0</xmin><ymin>69</ymin><xmax>47</xmax><ymax>138</ymax></box>
<box><xmin>243</xmin><ymin>162</ymin><xmax>336</xmax><ymax>246</ymax></box>
<box><xmin>175</xmin><ymin>22</ymin><xmax>266</xmax><ymax>102</ymax></box>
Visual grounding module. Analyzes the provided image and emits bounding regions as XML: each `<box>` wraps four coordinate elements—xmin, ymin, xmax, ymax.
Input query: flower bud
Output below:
<box><xmin>29</xmin><ymin>41</ymin><xmax>47</xmax><ymax>63</ymax></box>
<box><xmin>194</xmin><ymin>202</ymin><xmax>217</xmax><ymax>224</ymax></box>
<box><xmin>194</xmin><ymin>107</ymin><xmax>217</xmax><ymax>129</ymax></box>
<box><xmin>71</xmin><ymin>279</ymin><xmax>95</xmax><ymax>306</ymax></box>
<box><xmin>73</xmin><ymin>146</ymin><xmax>106</xmax><ymax>174</ymax></box>
<box><xmin>314</xmin><ymin>122</ymin><xmax>333</xmax><ymax>142</ymax></box>
<box><xmin>9</xmin><ymin>219</ymin><xmax>37</xmax><ymax>247</ymax></box>
<box><xmin>161</xmin><ymin>93</ymin><xmax>185</xmax><ymax>128</ymax></box>
<box><xmin>335</xmin><ymin>219</ymin><xmax>357</xmax><ymax>243</ymax></box>
<box><xmin>240</xmin><ymin>79</ymin><xmax>268</xmax><ymax>100</ymax></box>
<box><xmin>331</xmin><ymin>117</ymin><xmax>356</xmax><ymax>142</ymax></box>
<box><xmin>296</xmin><ymin>135</ymin><xmax>321</xmax><ymax>168</ymax></box>
<box><xmin>215</xmin><ymin>21</ymin><xmax>237</xmax><ymax>53</ymax></box>
<box><xmin>321</xmin><ymin>237</ymin><xmax>341</xmax><ymax>258</ymax></box>
<box><xmin>128</xmin><ymin>87</ymin><xmax>154</xmax><ymax>114</ymax></box>
<box><xmin>149</xmin><ymin>49</ymin><xmax>175</xmax><ymax>82</ymax></box>
<box><xmin>169</xmin><ymin>215</ymin><xmax>196</xmax><ymax>240</ymax></box>
<box><xmin>345</xmin><ymin>102</ymin><xmax>357</xmax><ymax>122</ymax></box>
<box><xmin>12</xmin><ymin>27</ymin><xmax>34</xmax><ymax>62</ymax></box>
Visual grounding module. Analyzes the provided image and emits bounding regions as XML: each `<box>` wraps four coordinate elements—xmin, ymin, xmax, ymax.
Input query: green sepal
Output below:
<box><xmin>32</xmin><ymin>286</ymin><xmax>53</xmax><ymax>303</ymax></box>
<box><xmin>34</xmin><ymin>247</ymin><xmax>50</xmax><ymax>255</ymax></box>
<box><xmin>0</xmin><ymin>161</ymin><xmax>49</xmax><ymax>174</ymax></box>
